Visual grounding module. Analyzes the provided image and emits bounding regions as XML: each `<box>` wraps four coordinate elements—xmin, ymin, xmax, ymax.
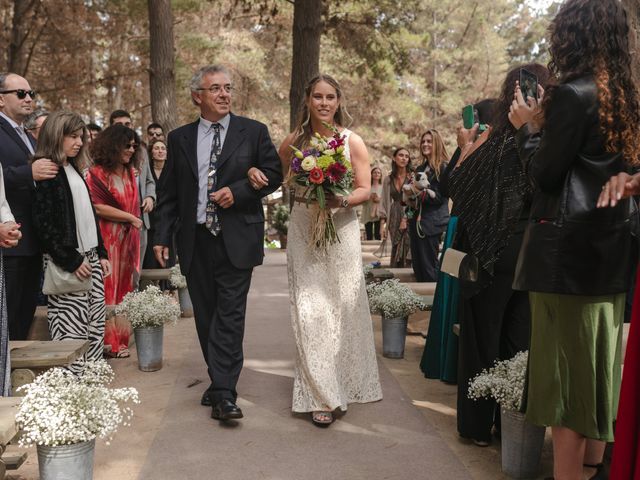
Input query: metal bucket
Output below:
<box><xmin>501</xmin><ymin>407</ymin><xmax>545</xmax><ymax>478</ymax></box>
<box><xmin>178</xmin><ymin>288</ymin><xmax>193</xmax><ymax>317</ymax></box>
<box><xmin>37</xmin><ymin>439</ymin><xmax>95</xmax><ymax>480</ymax></box>
<box><xmin>381</xmin><ymin>316</ymin><xmax>408</xmax><ymax>358</ymax></box>
<box><xmin>134</xmin><ymin>326</ymin><xmax>163</xmax><ymax>372</ymax></box>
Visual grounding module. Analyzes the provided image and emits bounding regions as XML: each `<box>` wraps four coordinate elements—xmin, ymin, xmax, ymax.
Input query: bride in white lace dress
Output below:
<box><xmin>250</xmin><ymin>74</ymin><xmax>382</xmax><ymax>427</ymax></box>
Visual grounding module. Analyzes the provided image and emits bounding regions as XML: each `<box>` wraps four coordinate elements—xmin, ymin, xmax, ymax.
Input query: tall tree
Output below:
<box><xmin>289</xmin><ymin>0</ymin><xmax>324</xmax><ymax>130</ymax></box>
<box><xmin>148</xmin><ymin>0</ymin><xmax>178</xmax><ymax>132</ymax></box>
<box><xmin>622</xmin><ymin>0</ymin><xmax>639</xmax><ymax>82</ymax></box>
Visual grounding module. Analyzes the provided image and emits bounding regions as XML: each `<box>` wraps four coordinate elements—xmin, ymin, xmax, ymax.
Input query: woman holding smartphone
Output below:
<box><xmin>510</xmin><ymin>0</ymin><xmax>639</xmax><ymax>477</ymax></box>
<box><xmin>32</xmin><ymin>111</ymin><xmax>111</xmax><ymax>374</ymax></box>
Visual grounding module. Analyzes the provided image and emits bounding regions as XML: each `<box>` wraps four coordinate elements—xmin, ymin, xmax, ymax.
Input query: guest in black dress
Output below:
<box><xmin>448</xmin><ymin>63</ymin><xmax>551</xmax><ymax>446</ymax></box>
<box><xmin>143</xmin><ymin>140</ymin><xmax>176</xmax><ymax>284</ymax></box>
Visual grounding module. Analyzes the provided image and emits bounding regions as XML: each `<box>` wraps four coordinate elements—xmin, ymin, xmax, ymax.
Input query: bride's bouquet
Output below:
<box><xmin>288</xmin><ymin>125</ymin><xmax>353</xmax><ymax>249</ymax></box>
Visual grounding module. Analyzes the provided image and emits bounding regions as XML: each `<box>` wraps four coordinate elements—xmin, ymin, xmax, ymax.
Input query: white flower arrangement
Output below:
<box><xmin>363</xmin><ymin>263</ymin><xmax>374</xmax><ymax>278</ymax></box>
<box><xmin>16</xmin><ymin>361</ymin><xmax>139</xmax><ymax>447</ymax></box>
<box><xmin>467</xmin><ymin>351</ymin><xmax>528</xmax><ymax>411</ymax></box>
<box><xmin>366</xmin><ymin>279</ymin><xmax>428</xmax><ymax>318</ymax></box>
<box><xmin>116</xmin><ymin>285</ymin><xmax>181</xmax><ymax>329</ymax></box>
<box><xmin>169</xmin><ymin>264</ymin><xmax>187</xmax><ymax>289</ymax></box>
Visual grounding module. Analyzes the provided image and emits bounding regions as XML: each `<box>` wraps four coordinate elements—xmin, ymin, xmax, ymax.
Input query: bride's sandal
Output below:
<box><xmin>311</xmin><ymin>411</ymin><xmax>333</xmax><ymax>427</ymax></box>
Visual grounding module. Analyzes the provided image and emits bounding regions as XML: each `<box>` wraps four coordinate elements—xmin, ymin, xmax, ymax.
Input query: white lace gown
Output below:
<box><xmin>287</xmin><ymin>129</ymin><xmax>383</xmax><ymax>413</ymax></box>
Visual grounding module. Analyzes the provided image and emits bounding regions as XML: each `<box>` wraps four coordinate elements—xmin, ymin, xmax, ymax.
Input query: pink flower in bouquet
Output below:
<box><xmin>309</xmin><ymin>167</ymin><xmax>324</xmax><ymax>185</ymax></box>
<box><xmin>326</xmin><ymin>162</ymin><xmax>347</xmax><ymax>183</ymax></box>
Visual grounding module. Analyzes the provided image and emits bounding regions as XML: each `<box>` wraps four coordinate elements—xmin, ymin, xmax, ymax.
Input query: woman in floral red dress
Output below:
<box><xmin>87</xmin><ymin>124</ymin><xmax>141</xmax><ymax>357</ymax></box>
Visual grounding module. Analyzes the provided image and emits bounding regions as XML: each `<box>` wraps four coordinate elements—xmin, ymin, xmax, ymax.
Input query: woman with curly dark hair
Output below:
<box><xmin>510</xmin><ymin>0</ymin><xmax>640</xmax><ymax>478</ymax></box>
<box><xmin>86</xmin><ymin>123</ymin><xmax>142</xmax><ymax>357</ymax></box>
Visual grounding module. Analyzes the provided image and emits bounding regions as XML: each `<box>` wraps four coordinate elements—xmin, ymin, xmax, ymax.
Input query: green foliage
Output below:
<box><xmin>272</xmin><ymin>204</ymin><xmax>289</xmax><ymax>235</ymax></box>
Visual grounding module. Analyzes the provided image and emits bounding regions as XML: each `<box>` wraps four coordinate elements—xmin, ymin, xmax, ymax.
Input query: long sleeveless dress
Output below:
<box><xmin>287</xmin><ymin>129</ymin><xmax>383</xmax><ymax>413</ymax></box>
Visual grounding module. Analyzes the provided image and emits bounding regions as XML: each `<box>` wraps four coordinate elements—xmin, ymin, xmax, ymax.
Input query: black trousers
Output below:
<box><xmin>408</xmin><ymin>221</ymin><xmax>441</xmax><ymax>282</ymax></box>
<box><xmin>5</xmin><ymin>254</ymin><xmax>42</xmax><ymax>340</ymax></box>
<box><xmin>365</xmin><ymin>221</ymin><xmax>381</xmax><ymax>240</ymax></box>
<box><xmin>456</xmin><ymin>233</ymin><xmax>530</xmax><ymax>442</ymax></box>
<box><xmin>186</xmin><ymin>226</ymin><xmax>253</xmax><ymax>403</ymax></box>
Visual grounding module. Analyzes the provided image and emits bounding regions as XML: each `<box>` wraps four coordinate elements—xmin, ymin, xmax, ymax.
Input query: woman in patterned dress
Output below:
<box><xmin>87</xmin><ymin>124</ymin><xmax>141</xmax><ymax>357</ymax></box>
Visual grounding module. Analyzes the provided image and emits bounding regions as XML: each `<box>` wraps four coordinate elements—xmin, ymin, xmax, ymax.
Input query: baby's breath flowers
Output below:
<box><xmin>366</xmin><ymin>279</ymin><xmax>428</xmax><ymax>318</ymax></box>
<box><xmin>467</xmin><ymin>351</ymin><xmax>528</xmax><ymax>411</ymax></box>
<box><xmin>116</xmin><ymin>285</ymin><xmax>181</xmax><ymax>329</ymax></box>
<box><xmin>16</xmin><ymin>361</ymin><xmax>139</xmax><ymax>447</ymax></box>
<box><xmin>169</xmin><ymin>265</ymin><xmax>187</xmax><ymax>289</ymax></box>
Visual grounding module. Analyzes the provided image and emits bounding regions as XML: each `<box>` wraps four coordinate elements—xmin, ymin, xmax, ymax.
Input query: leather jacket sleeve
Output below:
<box><xmin>516</xmin><ymin>84</ymin><xmax>591</xmax><ymax>192</ymax></box>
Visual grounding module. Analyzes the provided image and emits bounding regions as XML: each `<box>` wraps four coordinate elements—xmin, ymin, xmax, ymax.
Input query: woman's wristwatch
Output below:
<box><xmin>340</xmin><ymin>196</ymin><xmax>350</xmax><ymax>208</ymax></box>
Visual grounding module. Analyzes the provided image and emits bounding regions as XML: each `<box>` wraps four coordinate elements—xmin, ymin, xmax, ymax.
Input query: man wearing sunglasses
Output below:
<box><xmin>0</xmin><ymin>72</ymin><xmax>59</xmax><ymax>340</ymax></box>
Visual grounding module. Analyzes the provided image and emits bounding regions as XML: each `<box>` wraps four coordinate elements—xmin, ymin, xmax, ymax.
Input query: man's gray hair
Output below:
<box><xmin>189</xmin><ymin>65</ymin><xmax>230</xmax><ymax>91</ymax></box>
<box><xmin>24</xmin><ymin>108</ymin><xmax>49</xmax><ymax>130</ymax></box>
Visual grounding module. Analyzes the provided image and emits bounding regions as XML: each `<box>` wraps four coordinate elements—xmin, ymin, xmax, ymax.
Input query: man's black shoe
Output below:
<box><xmin>201</xmin><ymin>391</ymin><xmax>212</xmax><ymax>407</ymax></box>
<box><xmin>211</xmin><ymin>399</ymin><xmax>243</xmax><ymax>420</ymax></box>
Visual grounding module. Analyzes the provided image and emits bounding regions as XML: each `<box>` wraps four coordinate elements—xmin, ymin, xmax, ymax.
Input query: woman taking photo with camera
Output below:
<box><xmin>510</xmin><ymin>0</ymin><xmax>640</xmax><ymax>478</ymax></box>
<box><xmin>31</xmin><ymin>111</ymin><xmax>110</xmax><ymax>374</ymax></box>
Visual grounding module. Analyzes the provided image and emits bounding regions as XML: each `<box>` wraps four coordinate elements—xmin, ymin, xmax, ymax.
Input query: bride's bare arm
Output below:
<box><xmin>340</xmin><ymin>132</ymin><xmax>371</xmax><ymax>207</ymax></box>
<box><xmin>248</xmin><ymin>133</ymin><xmax>296</xmax><ymax>190</ymax></box>
<box><xmin>277</xmin><ymin>132</ymin><xmax>297</xmax><ymax>175</ymax></box>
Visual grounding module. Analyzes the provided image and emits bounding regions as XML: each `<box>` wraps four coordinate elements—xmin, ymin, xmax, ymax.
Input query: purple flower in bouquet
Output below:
<box><xmin>291</xmin><ymin>157</ymin><xmax>302</xmax><ymax>173</ymax></box>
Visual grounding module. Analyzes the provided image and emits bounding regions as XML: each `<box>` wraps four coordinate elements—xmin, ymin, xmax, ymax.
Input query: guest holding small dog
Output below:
<box><xmin>406</xmin><ymin>129</ymin><xmax>449</xmax><ymax>282</ymax></box>
<box><xmin>379</xmin><ymin>148</ymin><xmax>412</xmax><ymax>267</ymax></box>
<box><xmin>451</xmin><ymin>63</ymin><xmax>551</xmax><ymax>446</ymax></box>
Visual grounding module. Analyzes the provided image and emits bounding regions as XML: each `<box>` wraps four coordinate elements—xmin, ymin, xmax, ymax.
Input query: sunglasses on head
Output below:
<box><xmin>0</xmin><ymin>89</ymin><xmax>37</xmax><ymax>100</ymax></box>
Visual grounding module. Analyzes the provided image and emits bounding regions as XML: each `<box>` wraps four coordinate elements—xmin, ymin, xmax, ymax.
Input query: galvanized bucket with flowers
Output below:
<box><xmin>366</xmin><ymin>279</ymin><xmax>428</xmax><ymax>358</ymax></box>
<box><xmin>15</xmin><ymin>361</ymin><xmax>139</xmax><ymax>480</ymax></box>
<box><xmin>116</xmin><ymin>285</ymin><xmax>181</xmax><ymax>371</ymax></box>
<box><xmin>468</xmin><ymin>351</ymin><xmax>545</xmax><ymax>479</ymax></box>
<box><xmin>169</xmin><ymin>265</ymin><xmax>192</xmax><ymax>317</ymax></box>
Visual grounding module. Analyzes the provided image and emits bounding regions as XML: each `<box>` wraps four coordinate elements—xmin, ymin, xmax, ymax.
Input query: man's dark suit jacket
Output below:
<box><xmin>156</xmin><ymin>113</ymin><xmax>283</xmax><ymax>273</ymax></box>
<box><xmin>0</xmin><ymin>115</ymin><xmax>39</xmax><ymax>256</ymax></box>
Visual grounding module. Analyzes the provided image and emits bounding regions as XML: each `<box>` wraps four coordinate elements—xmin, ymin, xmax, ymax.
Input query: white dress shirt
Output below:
<box><xmin>63</xmin><ymin>164</ymin><xmax>98</xmax><ymax>252</ymax></box>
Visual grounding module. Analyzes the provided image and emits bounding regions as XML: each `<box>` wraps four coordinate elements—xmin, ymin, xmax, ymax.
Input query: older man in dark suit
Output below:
<box><xmin>154</xmin><ymin>65</ymin><xmax>282</xmax><ymax>421</ymax></box>
<box><xmin>0</xmin><ymin>72</ymin><xmax>59</xmax><ymax>339</ymax></box>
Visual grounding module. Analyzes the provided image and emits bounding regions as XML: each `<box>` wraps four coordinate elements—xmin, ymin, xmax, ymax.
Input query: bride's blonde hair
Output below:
<box><xmin>291</xmin><ymin>74</ymin><xmax>353</xmax><ymax>150</ymax></box>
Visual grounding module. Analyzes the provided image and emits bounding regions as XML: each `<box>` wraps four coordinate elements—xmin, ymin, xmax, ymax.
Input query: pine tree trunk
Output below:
<box><xmin>8</xmin><ymin>0</ymin><xmax>32</xmax><ymax>74</ymax></box>
<box><xmin>147</xmin><ymin>0</ymin><xmax>178</xmax><ymax>132</ymax></box>
<box><xmin>289</xmin><ymin>0</ymin><xmax>324</xmax><ymax>131</ymax></box>
<box><xmin>623</xmin><ymin>0</ymin><xmax>640</xmax><ymax>82</ymax></box>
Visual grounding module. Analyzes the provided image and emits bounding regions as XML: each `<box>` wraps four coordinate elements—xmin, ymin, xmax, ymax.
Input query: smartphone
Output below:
<box><xmin>462</xmin><ymin>104</ymin><xmax>488</xmax><ymax>131</ymax></box>
<box><xmin>519</xmin><ymin>68</ymin><xmax>538</xmax><ymax>101</ymax></box>
<box><xmin>462</xmin><ymin>104</ymin><xmax>478</xmax><ymax>129</ymax></box>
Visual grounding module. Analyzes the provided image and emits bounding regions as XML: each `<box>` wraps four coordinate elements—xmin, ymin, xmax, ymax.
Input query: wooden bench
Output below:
<box><xmin>0</xmin><ymin>397</ymin><xmax>24</xmax><ymax>478</ymax></box>
<box><xmin>10</xmin><ymin>340</ymin><xmax>90</xmax><ymax>395</ymax></box>
<box><xmin>140</xmin><ymin>268</ymin><xmax>172</xmax><ymax>290</ymax></box>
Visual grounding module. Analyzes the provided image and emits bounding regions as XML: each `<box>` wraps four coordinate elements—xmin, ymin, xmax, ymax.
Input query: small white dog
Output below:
<box><xmin>402</xmin><ymin>171</ymin><xmax>436</xmax><ymax>205</ymax></box>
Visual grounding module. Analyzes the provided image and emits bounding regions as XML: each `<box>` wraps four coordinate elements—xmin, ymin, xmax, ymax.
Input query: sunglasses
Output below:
<box><xmin>0</xmin><ymin>89</ymin><xmax>37</xmax><ymax>100</ymax></box>
<box><xmin>125</xmin><ymin>143</ymin><xmax>139</xmax><ymax>150</ymax></box>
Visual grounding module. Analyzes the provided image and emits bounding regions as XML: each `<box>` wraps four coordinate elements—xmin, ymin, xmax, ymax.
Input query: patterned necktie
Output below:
<box><xmin>205</xmin><ymin>123</ymin><xmax>222</xmax><ymax>235</ymax></box>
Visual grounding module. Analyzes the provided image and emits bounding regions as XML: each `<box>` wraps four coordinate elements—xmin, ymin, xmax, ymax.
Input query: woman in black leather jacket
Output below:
<box><xmin>406</xmin><ymin>129</ymin><xmax>449</xmax><ymax>282</ymax></box>
<box><xmin>32</xmin><ymin>111</ymin><xmax>111</xmax><ymax>375</ymax></box>
<box><xmin>509</xmin><ymin>1</ymin><xmax>640</xmax><ymax>478</ymax></box>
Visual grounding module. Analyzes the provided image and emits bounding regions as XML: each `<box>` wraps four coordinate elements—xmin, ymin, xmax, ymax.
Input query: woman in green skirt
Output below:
<box><xmin>509</xmin><ymin>0</ymin><xmax>640</xmax><ymax>478</ymax></box>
